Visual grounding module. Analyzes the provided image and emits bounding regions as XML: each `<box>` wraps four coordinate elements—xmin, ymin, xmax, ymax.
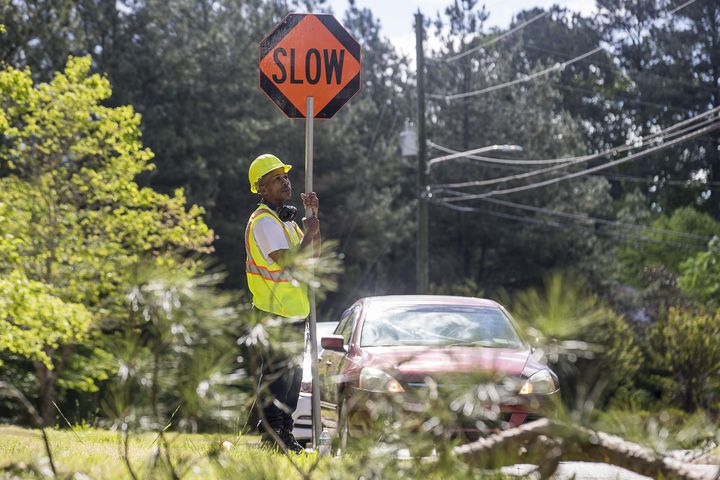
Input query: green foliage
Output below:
<box><xmin>505</xmin><ymin>272</ymin><xmax>641</xmax><ymax>409</ymax></box>
<box><xmin>430</xmin><ymin>278</ymin><xmax>484</xmax><ymax>298</ymax></box>
<box><xmin>104</xmin><ymin>265</ymin><xmax>244</xmax><ymax>433</ymax></box>
<box><xmin>581</xmin><ymin>309</ymin><xmax>643</xmax><ymax>401</ymax></box>
<box><xmin>426</xmin><ymin>4</ymin><xmax>614</xmax><ymax>291</ymax></box>
<box><xmin>0</xmin><ymin>424</ymin><xmax>495</xmax><ymax>480</ymax></box>
<box><xmin>0</xmin><ymin>56</ymin><xmax>214</xmax><ymax>303</ymax></box>
<box><xmin>0</xmin><ymin>0</ymin><xmax>718</xmax><ymax>437</ymax></box>
<box><xmin>650</xmin><ymin>307</ymin><xmax>720</xmax><ymax>412</ymax></box>
<box><xmin>679</xmin><ymin>237</ymin><xmax>720</xmax><ymax>308</ymax></box>
<box><xmin>0</xmin><ymin>55</ymin><xmax>214</xmax><ymax>424</ymax></box>
<box><xmin>598</xmin><ymin>0</ymin><xmax>720</xmax><ymax>215</ymax></box>
<box><xmin>505</xmin><ymin>272</ymin><xmax>606</xmax><ymax>339</ymax></box>
<box><xmin>595</xmin><ymin>408</ymin><xmax>718</xmax><ymax>452</ymax></box>
<box><xmin>619</xmin><ymin>207</ymin><xmax>720</xmax><ymax>283</ymax></box>
<box><xmin>0</xmin><ymin>271</ymin><xmax>91</xmax><ymax>368</ymax></box>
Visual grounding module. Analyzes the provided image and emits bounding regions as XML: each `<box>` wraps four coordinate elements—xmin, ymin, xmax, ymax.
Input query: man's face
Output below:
<box><xmin>258</xmin><ymin>167</ymin><xmax>291</xmax><ymax>204</ymax></box>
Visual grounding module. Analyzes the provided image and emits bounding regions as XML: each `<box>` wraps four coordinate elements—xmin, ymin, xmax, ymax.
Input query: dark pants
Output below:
<box><xmin>251</xmin><ymin>305</ymin><xmax>305</xmax><ymax>434</ymax></box>
<box><xmin>258</xmin><ymin>351</ymin><xmax>303</xmax><ymax>433</ymax></box>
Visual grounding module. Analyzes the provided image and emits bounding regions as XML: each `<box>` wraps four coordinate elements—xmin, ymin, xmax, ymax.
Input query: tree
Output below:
<box><xmin>651</xmin><ymin>307</ymin><xmax>720</xmax><ymax>411</ymax></box>
<box><xmin>314</xmin><ymin>2</ymin><xmax>416</xmax><ymax>308</ymax></box>
<box><xmin>0</xmin><ymin>0</ymin><xmax>126</xmax><ymax>82</ymax></box>
<box><xmin>506</xmin><ymin>272</ymin><xmax>641</xmax><ymax>409</ymax></box>
<box><xmin>679</xmin><ymin>237</ymin><xmax>720</xmax><ymax>309</ymax></box>
<box><xmin>0</xmin><ymin>56</ymin><xmax>214</xmax><ymax>424</ymax></box>
<box><xmin>507</xmin><ymin>7</ymin><xmax>625</xmax><ymax>154</ymax></box>
<box><xmin>597</xmin><ymin>0</ymin><xmax>720</xmax><ymax>216</ymax></box>
<box><xmin>0</xmin><ymin>0</ymin><xmax>418</xmax><ymax>315</ymax></box>
<box><xmin>619</xmin><ymin>206</ymin><xmax>720</xmax><ymax>284</ymax></box>
<box><xmin>424</xmin><ymin>3</ymin><xmax>615</xmax><ymax>292</ymax></box>
<box><xmin>0</xmin><ymin>271</ymin><xmax>92</xmax><ymax>369</ymax></box>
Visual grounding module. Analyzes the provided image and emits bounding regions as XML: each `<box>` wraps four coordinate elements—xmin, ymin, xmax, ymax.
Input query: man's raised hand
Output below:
<box><xmin>301</xmin><ymin>192</ymin><xmax>319</xmax><ymax>217</ymax></box>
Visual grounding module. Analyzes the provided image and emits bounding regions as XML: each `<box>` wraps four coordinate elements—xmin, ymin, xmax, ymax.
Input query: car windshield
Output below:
<box><xmin>360</xmin><ymin>304</ymin><xmax>524</xmax><ymax>348</ymax></box>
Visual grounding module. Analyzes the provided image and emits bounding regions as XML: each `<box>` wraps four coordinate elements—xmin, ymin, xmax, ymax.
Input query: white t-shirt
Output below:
<box><xmin>252</xmin><ymin>216</ymin><xmax>298</xmax><ymax>263</ymax></box>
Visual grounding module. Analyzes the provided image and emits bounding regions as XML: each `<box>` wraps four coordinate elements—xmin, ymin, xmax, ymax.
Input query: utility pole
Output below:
<box><xmin>415</xmin><ymin>11</ymin><xmax>429</xmax><ymax>294</ymax></box>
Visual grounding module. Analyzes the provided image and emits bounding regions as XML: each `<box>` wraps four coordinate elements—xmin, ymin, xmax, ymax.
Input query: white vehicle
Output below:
<box><xmin>293</xmin><ymin>321</ymin><xmax>339</xmax><ymax>445</ymax></box>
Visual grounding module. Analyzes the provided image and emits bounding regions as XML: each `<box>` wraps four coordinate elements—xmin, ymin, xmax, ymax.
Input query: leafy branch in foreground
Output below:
<box><xmin>103</xmin><ymin>263</ymin><xmax>246</xmax><ymax>479</ymax></box>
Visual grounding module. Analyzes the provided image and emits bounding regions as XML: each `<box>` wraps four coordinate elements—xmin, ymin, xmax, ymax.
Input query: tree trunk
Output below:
<box><xmin>683</xmin><ymin>380</ymin><xmax>697</xmax><ymax>413</ymax></box>
<box><xmin>34</xmin><ymin>361</ymin><xmax>57</xmax><ymax>427</ymax></box>
<box><xmin>454</xmin><ymin>419</ymin><xmax>710</xmax><ymax>480</ymax></box>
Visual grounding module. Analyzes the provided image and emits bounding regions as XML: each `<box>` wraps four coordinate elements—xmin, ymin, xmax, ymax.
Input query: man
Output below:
<box><xmin>245</xmin><ymin>153</ymin><xmax>320</xmax><ymax>453</ymax></box>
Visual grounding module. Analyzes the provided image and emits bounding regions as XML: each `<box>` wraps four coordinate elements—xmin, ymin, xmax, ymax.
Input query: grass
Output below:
<box><xmin>0</xmin><ymin>425</ymin><xmax>334</xmax><ymax>479</ymax></box>
<box><xmin>0</xmin><ymin>424</ymin><xmax>503</xmax><ymax>480</ymax></box>
<box><xmin>14</xmin><ymin>417</ymin><xmax>712</xmax><ymax>479</ymax></box>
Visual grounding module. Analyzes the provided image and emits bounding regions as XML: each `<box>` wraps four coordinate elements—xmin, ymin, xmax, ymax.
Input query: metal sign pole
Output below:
<box><xmin>305</xmin><ymin>96</ymin><xmax>322</xmax><ymax>450</ymax></box>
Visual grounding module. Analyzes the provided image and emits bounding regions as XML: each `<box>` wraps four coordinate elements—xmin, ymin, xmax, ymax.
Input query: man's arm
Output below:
<box><xmin>262</xmin><ymin>192</ymin><xmax>321</xmax><ymax>264</ymax></box>
<box><xmin>301</xmin><ymin>192</ymin><xmax>321</xmax><ymax>257</ymax></box>
<box><xmin>268</xmin><ymin>250</ymin><xmax>284</xmax><ymax>264</ymax></box>
<box><xmin>267</xmin><ymin>216</ymin><xmax>319</xmax><ymax>264</ymax></box>
<box><xmin>312</xmin><ymin>228</ymin><xmax>321</xmax><ymax>256</ymax></box>
<box><xmin>300</xmin><ymin>215</ymin><xmax>320</xmax><ymax>254</ymax></box>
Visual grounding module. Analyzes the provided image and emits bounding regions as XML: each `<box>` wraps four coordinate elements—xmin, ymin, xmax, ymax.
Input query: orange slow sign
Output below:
<box><xmin>259</xmin><ymin>14</ymin><xmax>361</xmax><ymax>119</ymax></box>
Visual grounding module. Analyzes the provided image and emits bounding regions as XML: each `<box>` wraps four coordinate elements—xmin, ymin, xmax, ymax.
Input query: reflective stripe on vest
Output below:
<box><xmin>245</xmin><ymin>204</ymin><xmax>309</xmax><ymax>318</ymax></box>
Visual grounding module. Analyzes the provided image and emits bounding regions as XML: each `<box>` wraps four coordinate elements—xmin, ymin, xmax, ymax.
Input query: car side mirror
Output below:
<box><xmin>321</xmin><ymin>335</ymin><xmax>345</xmax><ymax>352</ymax></box>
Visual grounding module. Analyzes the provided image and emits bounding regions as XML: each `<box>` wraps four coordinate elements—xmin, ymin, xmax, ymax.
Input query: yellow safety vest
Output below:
<box><xmin>245</xmin><ymin>204</ymin><xmax>310</xmax><ymax>318</ymax></box>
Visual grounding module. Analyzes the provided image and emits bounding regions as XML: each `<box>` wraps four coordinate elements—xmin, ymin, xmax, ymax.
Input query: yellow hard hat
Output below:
<box><xmin>248</xmin><ymin>154</ymin><xmax>292</xmax><ymax>193</ymax></box>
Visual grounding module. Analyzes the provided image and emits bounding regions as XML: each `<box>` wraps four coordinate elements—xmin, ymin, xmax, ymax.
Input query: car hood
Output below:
<box><xmin>360</xmin><ymin>345</ymin><xmax>532</xmax><ymax>377</ymax></box>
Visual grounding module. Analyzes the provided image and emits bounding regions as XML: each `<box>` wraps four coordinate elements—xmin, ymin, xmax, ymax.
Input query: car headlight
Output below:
<box><xmin>519</xmin><ymin>369</ymin><xmax>556</xmax><ymax>395</ymax></box>
<box><xmin>358</xmin><ymin>367</ymin><xmax>405</xmax><ymax>393</ymax></box>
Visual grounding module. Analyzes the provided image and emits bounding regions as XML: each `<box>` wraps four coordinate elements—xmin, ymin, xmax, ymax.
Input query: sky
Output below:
<box><xmin>325</xmin><ymin>0</ymin><xmax>597</xmax><ymax>56</ymax></box>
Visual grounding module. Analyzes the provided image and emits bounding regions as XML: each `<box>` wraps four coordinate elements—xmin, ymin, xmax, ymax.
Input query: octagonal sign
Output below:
<box><xmin>259</xmin><ymin>13</ymin><xmax>361</xmax><ymax>119</ymax></box>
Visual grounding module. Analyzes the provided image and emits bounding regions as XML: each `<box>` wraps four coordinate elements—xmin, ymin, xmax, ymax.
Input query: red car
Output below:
<box><xmin>318</xmin><ymin>295</ymin><xmax>559</xmax><ymax>447</ymax></box>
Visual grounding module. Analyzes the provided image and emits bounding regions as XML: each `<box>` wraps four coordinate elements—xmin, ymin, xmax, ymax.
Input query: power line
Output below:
<box><xmin>433</xmin><ymin>47</ymin><xmax>604</xmax><ymax>101</ymax></box>
<box><xmin>431</xmin><ymin>143</ymin><xmax>720</xmax><ymax>189</ymax></box>
<box><xmin>430</xmin><ymin>140</ymin><xmax>720</xmax><ymax>192</ymax></box>
<box><xmin>427</xmin><ymin>144</ymin><xmax>523</xmax><ymax>171</ymax></box>
<box><xmin>428</xmin><ymin>141</ymin><xmax>532</xmax><ymax>172</ymax></box>
<box><xmin>522</xmin><ymin>45</ymin><xmax>719</xmax><ymax>96</ymax></box>
<box><xmin>444</xmin><ymin>11</ymin><xmax>550</xmax><ymax>63</ymax></box>
<box><xmin>447</xmin><ymin>120</ymin><xmax>720</xmax><ymax>199</ymax></box>
<box><xmin>431</xmin><ymin>199</ymin><xmax>709</xmax><ymax>251</ymax></box>
<box><xmin>436</xmin><ymin>193</ymin><xmax>714</xmax><ymax>243</ymax></box>
<box><xmin>436</xmin><ymin>115</ymin><xmax>715</xmax><ymax>187</ymax></box>
<box><xmin>552</xmin><ymin>82</ymin><xmax>688</xmax><ymax>113</ymax></box>
<box><xmin>429</xmin><ymin>141</ymin><xmax>720</xmax><ymax>190</ymax></box>
<box><xmin>602</xmin><ymin>172</ymin><xmax>720</xmax><ymax>190</ymax></box>
<box><xmin>437</xmin><ymin>118</ymin><xmax>720</xmax><ymax>200</ymax></box>
<box><xmin>429</xmin><ymin>0</ymin><xmax>698</xmax><ymax>102</ymax></box>
<box><xmin>429</xmin><ymin>106</ymin><xmax>720</xmax><ymax>188</ymax></box>
<box><xmin>429</xmin><ymin>140</ymin><xmax>595</xmax><ymax>166</ymax></box>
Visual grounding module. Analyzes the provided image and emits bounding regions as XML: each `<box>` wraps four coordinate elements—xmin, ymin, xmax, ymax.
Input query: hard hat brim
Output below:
<box><xmin>250</xmin><ymin>164</ymin><xmax>292</xmax><ymax>193</ymax></box>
